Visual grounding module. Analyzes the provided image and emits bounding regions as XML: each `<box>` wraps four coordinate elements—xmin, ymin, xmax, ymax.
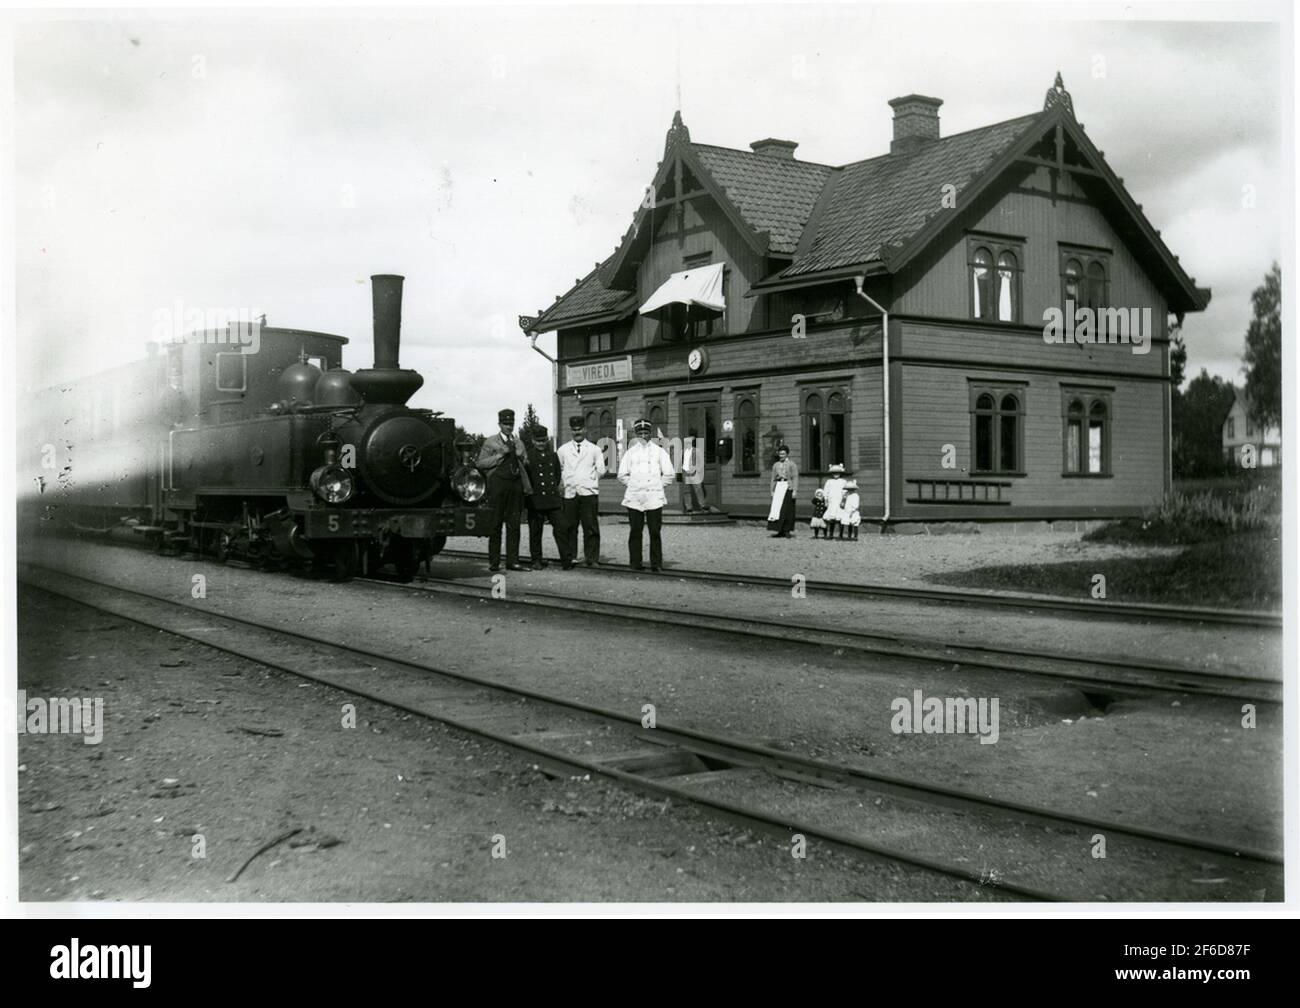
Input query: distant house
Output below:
<box><xmin>523</xmin><ymin>74</ymin><xmax>1210</xmax><ymax>522</ymax></box>
<box><xmin>1222</xmin><ymin>386</ymin><xmax>1281</xmax><ymax>467</ymax></box>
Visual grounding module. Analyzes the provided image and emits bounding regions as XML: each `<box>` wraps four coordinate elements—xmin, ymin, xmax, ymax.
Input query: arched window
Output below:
<box><xmin>802</xmin><ymin>392</ymin><xmax>823</xmax><ymax>472</ymax></box>
<box><xmin>647</xmin><ymin>402</ymin><xmax>665</xmax><ymax>432</ymax></box>
<box><xmin>974</xmin><ymin>393</ymin><xmax>996</xmax><ymax>472</ymax></box>
<box><xmin>971</xmin><ymin>387</ymin><xmax>1023</xmax><ymax>474</ymax></box>
<box><xmin>1086</xmin><ymin>261</ymin><xmax>1106</xmax><ymax>313</ymax></box>
<box><xmin>1064</xmin><ymin>398</ymin><xmax>1085</xmax><ymax>473</ymax></box>
<box><xmin>971</xmin><ymin>247</ymin><xmax>994</xmax><ymax>320</ymax></box>
<box><xmin>999</xmin><ymin>394</ymin><xmax>1020</xmax><ymax>473</ymax></box>
<box><xmin>1063</xmin><ymin>258</ymin><xmax>1083</xmax><ymax>307</ymax></box>
<box><xmin>801</xmin><ymin>388</ymin><xmax>853</xmax><ymax>472</ymax></box>
<box><xmin>1061</xmin><ymin>389</ymin><xmax>1111</xmax><ymax>476</ymax></box>
<box><xmin>996</xmin><ymin>251</ymin><xmax>1019</xmax><ymax>322</ymax></box>
<box><xmin>826</xmin><ymin>392</ymin><xmax>848</xmax><ymax>467</ymax></box>
<box><xmin>969</xmin><ymin>238</ymin><xmax>1022</xmax><ymax>323</ymax></box>
<box><xmin>735</xmin><ymin>395</ymin><xmax>759</xmax><ymax>474</ymax></box>
<box><xmin>1088</xmin><ymin>399</ymin><xmax>1108</xmax><ymax>474</ymax></box>
<box><xmin>1061</xmin><ymin>250</ymin><xmax>1112</xmax><ymax>319</ymax></box>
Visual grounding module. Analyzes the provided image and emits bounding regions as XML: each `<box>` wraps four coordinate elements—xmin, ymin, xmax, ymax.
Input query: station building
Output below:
<box><xmin>522</xmin><ymin>75</ymin><xmax>1210</xmax><ymax>524</ymax></box>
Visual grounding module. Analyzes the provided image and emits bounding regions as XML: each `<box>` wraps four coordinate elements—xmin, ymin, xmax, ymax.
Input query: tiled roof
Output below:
<box><xmin>781</xmin><ymin>113</ymin><xmax>1041</xmax><ymax>276</ymax></box>
<box><xmin>534</xmin><ymin>111</ymin><xmax>1045</xmax><ymax>329</ymax></box>
<box><xmin>532</xmin><ymin>258</ymin><xmax>635</xmax><ymax>331</ymax></box>
<box><xmin>691</xmin><ymin>145</ymin><xmax>834</xmax><ymax>255</ymax></box>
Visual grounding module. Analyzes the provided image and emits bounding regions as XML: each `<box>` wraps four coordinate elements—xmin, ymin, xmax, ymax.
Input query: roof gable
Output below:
<box><xmin>529</xmin><ymin>87</ymin><xmax>1210</xmax><ymax>332</ymax></box>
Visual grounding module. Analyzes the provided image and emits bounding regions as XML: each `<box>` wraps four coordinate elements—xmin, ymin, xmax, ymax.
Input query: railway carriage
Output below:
<box><xmin>21</xmin><ymin>274</ymin><xmax>489</xmax><ymax>579</ymax></box>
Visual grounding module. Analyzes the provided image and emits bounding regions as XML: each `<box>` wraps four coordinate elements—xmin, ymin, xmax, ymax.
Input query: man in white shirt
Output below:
<box><xmin>617</xmin><ymin>417</ymin><xmax>676</xmax><ymax>572</ymax></box>
<box><xmin>682</xmin><ymin>427</ymin><xmax>708</xmax><ymax>513</ymax></box>
<box><xmin>557</xmin><ymin>416</ymin><xmax>607</xmax><ymax>569</ymax></box>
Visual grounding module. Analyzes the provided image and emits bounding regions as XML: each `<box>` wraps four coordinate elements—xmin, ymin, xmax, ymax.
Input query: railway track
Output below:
<box><xmin>437</xmin><ymin>548</ymin><xmax>1282</xmax><ymax>631</ymax></box>
<box><xmin>359</xmin><ymin>571</ymin><xmax>1281</xmax><ymax>705</ymax></box>
<box><xmin>18</xmin><ymin>561</ymin><xmax>1283</xmax><ymax>902</ymax></box>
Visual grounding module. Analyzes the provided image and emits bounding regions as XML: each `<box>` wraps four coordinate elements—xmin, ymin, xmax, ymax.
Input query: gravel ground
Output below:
<box><xmin>450</xmin><ymin>520</ymin><xmax>1182</xmax><ymax>589</ymax></box>
<box><xmin>18</xmin><ymin>587</ymin><xmax>992</xmax><ymax>903</ymax></box>
<box><xmin>21</xmin><ymin>537</ymin><xmax>1284</xmax><ymax>870</ymax></box>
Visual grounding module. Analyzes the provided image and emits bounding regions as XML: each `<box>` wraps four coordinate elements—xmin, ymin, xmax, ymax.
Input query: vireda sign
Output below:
<box><xmin>1042</xmin><ymin>301</ymin><xmax>1152</xmax><ymax>355</ymax></box>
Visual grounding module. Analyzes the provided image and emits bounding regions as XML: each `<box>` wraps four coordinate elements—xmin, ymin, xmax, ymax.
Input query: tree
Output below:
<box><xmin>1172</xmin><ymin>368</ymin><xmax>1236</xmax><ymax>479</ymax></box>
<box><xmin>1243</xmin><ymin>262</ymin><xmax>1281</xmax><ymax>430</ymax></box>
<box><xmin>1170</xmin><ymin>329</ymin><xmax>1187</xmax><ymax>390</ymax></box>
<box><xmin>519</xmin><ymin>402</ymin><xmax>544</xmax><ymax>442</ymax></box>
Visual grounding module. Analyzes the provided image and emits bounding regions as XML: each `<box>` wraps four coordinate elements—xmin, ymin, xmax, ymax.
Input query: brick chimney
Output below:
<box><xmin>888</xmin><ymin>94</ymin><xmax>942</xmax><ymax>155</ymax></box>
<box><xmin>749</xmin><ymin>138</ymin><xmax>798</xmax><ymax>160</ymax></box>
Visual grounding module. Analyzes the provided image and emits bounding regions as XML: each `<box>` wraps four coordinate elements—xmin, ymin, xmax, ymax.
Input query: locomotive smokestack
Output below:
<box><xmin>370</xmin><ymin>273</ymin><xmax>404</xmax><ymax>369</ymax></box>
<box><xmin>350</xmin><ymin>273</ymin><xmax>423</xmax><ymax>406</ymax></box>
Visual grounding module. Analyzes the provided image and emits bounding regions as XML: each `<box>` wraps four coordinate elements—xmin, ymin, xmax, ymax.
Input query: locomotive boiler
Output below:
<box><xmin>24</xmin><ymin>274</ymin><xmax>489</xmax><ymax>580</ymax></box>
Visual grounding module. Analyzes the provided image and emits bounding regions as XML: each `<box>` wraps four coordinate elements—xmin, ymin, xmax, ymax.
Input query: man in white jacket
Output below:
<box><xmin>557</xmin><ymin>416</ymin><xmax>607</xmax><ymax>569</ymax></box>
<box><xmin>617</xmin><ymin>418</ymin><xmax>676</xmax><ymax>572</ymax></box>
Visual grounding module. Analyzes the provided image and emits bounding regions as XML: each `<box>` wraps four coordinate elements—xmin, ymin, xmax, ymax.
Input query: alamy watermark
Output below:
<box><xmin>890</xmin><ymin>690</ymin><xmax>999</xmax><ymax>745</ymax></box>
<box><xmin>16</xmin><ymin>690</ymin><xmax>104</xmax><ymax>745</ymax></box>
<box><xmin>1042</xmin><ymin>301</ymin><xmax>1151</xmax><ymax>355</ymax></box>
<box><xmin>151</xmin><ymin>300</ymin><xmax>263</xmax><ymax>355</ymax></box>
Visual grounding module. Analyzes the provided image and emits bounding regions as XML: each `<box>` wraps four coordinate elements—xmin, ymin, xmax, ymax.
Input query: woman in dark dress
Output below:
<box><xmin>766</xmin><ymin>445</ymin><xmax>799</xmax><ymax>537</ymax></box>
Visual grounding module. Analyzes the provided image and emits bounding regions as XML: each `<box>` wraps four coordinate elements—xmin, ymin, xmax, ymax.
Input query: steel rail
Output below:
<box><xmin>362</xmin><ymin>573</ymin><xmax>1280</xmax><ymax>705</ymax></box>
<box><xmin>436</xmin><ymin>548</ymin><xmax>1281</xmax><ymax>630</ymax></box>
<box><xmin>19</xmin><ymin>562</ymin><xmax>1281</xmax><ymax>879</ymax></box>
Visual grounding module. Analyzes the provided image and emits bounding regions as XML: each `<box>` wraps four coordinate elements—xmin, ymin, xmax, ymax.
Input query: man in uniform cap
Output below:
<box><xmin>557</xmin><ymin>414</ymin><xmax>606</xmax><ymax>569</ymax></box>
<box><xmin>617</xmin><ymin>417</ymin><xmax>675</xmax><ymax>572</ymax></box>
<box><xmin>523</xmin><ymin>425</ymin><xmax>569</xmax><ymax>570</ymax></box>
<box><xmin>475</xmin><ymin>408</ymin><xmax>532</xmax><ymax>571</ymax></box>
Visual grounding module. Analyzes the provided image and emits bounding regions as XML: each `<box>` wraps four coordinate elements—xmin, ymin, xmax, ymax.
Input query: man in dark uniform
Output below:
<box><xmin>523</xmin><ymin>426</ymin><xmax>570</xmax><ymax>570</ymax></box>
<box><xmin>475</xmin><ymin>408</ymin><xmax>533</xmax><ymax>572</ymax></box>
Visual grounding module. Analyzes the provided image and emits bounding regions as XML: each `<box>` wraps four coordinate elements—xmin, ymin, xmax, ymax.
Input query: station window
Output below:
<box><xmin>1060</xmin><ymin>248</ymin><xmax>1110</xmax><ymax>315</ymax></box>
<box><xmin>801</xmin><ymin>387</ymin><xmax>851</xmax><ymax>472</ymax></box>
<box><xmin>970</xmin><ymin>385</ymin><xmax>1025</xmax><ymax>474</ymax></box>
<box><xmin>215</xmin><ymin>353</ymin><xmax>247</xmax><ymax>393</ymax></box>
<box><xmin>585</xmin><ymin>403</ymin><xmax>617</xmax><ymax>456</ymax></box>
<box><xmin>587</xmin><ymin>331</ymin><xmax>612</xmax><ymax>354</ymax></box>
<box><xmin>1061</xmin><ymin>388</ymin><xmax>1111</xmax><ymax>476</ymax></box>
<box><xmin>734</xmin><ymin>393</ymin><xmax>760</xmax><ymax>475</ymax></box>
<box><xmin>645</xmin><ymin>399</ymin><xmax>667</xmax><ymax>437</ymax></box>
<box><xmin>969</xmin><ymin>237</ymin><xmax>1022</xmax><ymax>323</ymax></box>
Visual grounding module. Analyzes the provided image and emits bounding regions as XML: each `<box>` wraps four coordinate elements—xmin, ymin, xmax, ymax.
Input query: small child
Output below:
<box><xmin>821</xmin><ymin>464</ymin><xmax>847</xmax><ymax>542</ymax></box>
<box><xmin>810</xmin><ymin>488</ymin><xmax>828</xmax><ymax>538</ymax></box>
<box><xmin>842</xmin><ymin>479</ymin><xmax>861</xmax><ymax>541</ymax></box>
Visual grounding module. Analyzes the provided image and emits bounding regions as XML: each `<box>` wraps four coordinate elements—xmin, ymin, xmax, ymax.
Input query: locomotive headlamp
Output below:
<box><xmin>452</xmin><ymin>465</ymin><xmax>487</xmax><ymax>503</ymax></box>
<box><xmin>311</xmin><ymin>464</ymin><xmax>355</xmax><ymax>505</ymax></box>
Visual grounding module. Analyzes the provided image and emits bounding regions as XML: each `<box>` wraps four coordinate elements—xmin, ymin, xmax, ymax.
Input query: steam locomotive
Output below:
<box><xmin>21</xmin><ymin>274</ymin><xmax>489</xmax><ymax>580</ymax></box>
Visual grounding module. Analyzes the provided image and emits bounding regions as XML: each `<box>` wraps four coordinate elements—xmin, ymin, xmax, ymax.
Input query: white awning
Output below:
<box><xmin>638</xmin><ymin>262</ymin><xmax>726</xmax><ymax>319</ymax></box>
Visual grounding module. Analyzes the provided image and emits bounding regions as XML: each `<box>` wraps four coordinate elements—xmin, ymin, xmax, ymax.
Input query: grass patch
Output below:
<box><xmin>1084</xmin><ymin>475</ymin><xmax>1280</xmax><ymax>547</ymax></box>
<box><xmin>928</xmin><ymin>532</ymin><xmax>1281</xmax><ymax>611</ymax></box>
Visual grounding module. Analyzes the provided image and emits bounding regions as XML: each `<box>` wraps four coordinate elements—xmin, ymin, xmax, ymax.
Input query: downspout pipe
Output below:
<box><xmin>527</xmin><ymin>331</ymin><xmax>559</xmax><ymax>437</ymax></box>
<box><xmin>853</xmin><ymin>277</ymin><xmax>890</xmax><ymax>524</ymax></box>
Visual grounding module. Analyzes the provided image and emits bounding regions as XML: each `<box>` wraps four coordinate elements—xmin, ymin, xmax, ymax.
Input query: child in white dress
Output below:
<box><xmin>821</xmin><ymin>463</ymin><xmax>846</xmax><ymax>542</ymax></box>
<box><xmin>842</xmin><ymin>479</ymin><xmax>861</xmax><ymax>541</ymax></box>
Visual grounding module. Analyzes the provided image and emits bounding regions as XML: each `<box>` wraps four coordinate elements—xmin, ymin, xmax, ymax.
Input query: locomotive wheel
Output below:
<box><xmin>426</xmin><ymin>535</ymin><xmax>448</xmax><ymax>558</ymax></box>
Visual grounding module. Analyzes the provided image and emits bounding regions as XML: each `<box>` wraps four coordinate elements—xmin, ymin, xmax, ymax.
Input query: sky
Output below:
<box><xmin>11</xmin><ymin>2</ymin><xmax>1288</xmax><ymax>434</ymax></box>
